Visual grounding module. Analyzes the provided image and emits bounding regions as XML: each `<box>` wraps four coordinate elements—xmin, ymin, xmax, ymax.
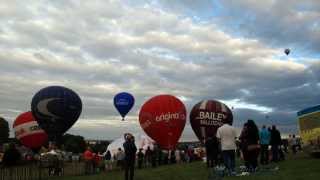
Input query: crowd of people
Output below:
<box><xmin>0</xmin><ymin>122</ymin><xmax>304</xmax><ymax>179</ymax></box>
<box><xmin>82</xmin><ymin>139</ymin><xmax>206</xmax><ymax>178</ymax></box>
<box><xmin>0</xmin><ymin>142</ymin><xmax>69</xmax><ymax>175</ymax></box>
<box><xmin>80</xmin><ymin>133</ymin><xmax>206</xmax><ymax>180</ymax></box>
<box><xmin>0</xmin><ymin>140</ymin><xmax>205</xmax><ymax>177</ymax></box>
<box><xmin>204</xmin><ymin>119</ymin><xmax>303</xmax><ymax>176</ymax></box>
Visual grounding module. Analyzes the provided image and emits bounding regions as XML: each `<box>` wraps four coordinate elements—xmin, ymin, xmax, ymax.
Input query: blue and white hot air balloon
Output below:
<box><xmin>31</xmin><ymin>86</ymin><xmax>82</xmax><ymax>141</ymax></box>
<box><xmin>113</xmin><ymin>92</ymin><xmax>135</xmax><ymax>121</ymax></box>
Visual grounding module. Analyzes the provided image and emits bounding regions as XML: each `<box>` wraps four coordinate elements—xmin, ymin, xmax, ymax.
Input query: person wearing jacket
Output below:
<box><xmin>123</xmin><ymin>133</ymin><xmax>137</xmax><ymax>180</ymax></box>
<box><xmin>270</xmin><ymin>125</ymin><xmax>282</xmax><ymax>162</ymax></box>
<box><xmin>259</xmin><ymin>125</ymin><xmax>270</xmax><ymax>164</ymax></box>
<box><xmin>83</xmin><ymin>146</ymin><xmax>94</xmax><ymax>175</ymax></box>
<box><xmin>205</xmin><ymin>137</ymin><xmax>219</xmax><ymax>168</ymax></box>
<box><xmin>239</xmin><ymin>120</ymin><xmax>260</xmax><ymax>172</ymax></box>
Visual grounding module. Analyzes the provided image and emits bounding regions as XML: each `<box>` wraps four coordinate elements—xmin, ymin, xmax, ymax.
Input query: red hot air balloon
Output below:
<box><xmin>139</xmin><ymin>95</ymin><xmax>186</xmax><ymax>150</ymax></box>
<box><xmin>189</xmin><ymin>100</ymin><xmax>233</xmax><ymax>143</ymax></box>
<box><xmin>13</xmin><ymin>111</ymin><xmax>48</xmax><ymax>149</ymax></box>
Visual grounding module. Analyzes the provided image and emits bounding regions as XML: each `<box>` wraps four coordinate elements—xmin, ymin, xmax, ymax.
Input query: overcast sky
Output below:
<box><xmin>0</xmin><ymin>0</ymin><xmax>319</xmax><ymax>141</ymax></box>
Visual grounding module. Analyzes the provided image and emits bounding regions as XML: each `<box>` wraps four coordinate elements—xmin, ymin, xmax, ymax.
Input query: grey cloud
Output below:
<box><xmin>154</xmin><ymin>0</ymin><xmax>320</xmax><ymax>54</ymax></box>
<box><xmin>233</xmin><ymin>108</ymin><xmax>298</xmax><ymax>134</ymax></box>
<box><xmin>0</xmin><ymin>0</ymin><xmax>316</xmax><ymax>140</ymax></box>
<box><xmin>154</xmin><ymin>0</ymin><xmax>215</xmax><ymax>18</ymax></box>
<box><xmin>217</xmin><ymin>1</ymin><xmax>320</xmax><ymax>54</ymax></box>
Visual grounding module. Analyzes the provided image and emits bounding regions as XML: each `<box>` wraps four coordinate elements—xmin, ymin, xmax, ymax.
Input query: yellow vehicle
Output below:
<box><xmin>297</xmin><ymin>105</ymin><xmax>320</xmax><ymax>146</ymax></box>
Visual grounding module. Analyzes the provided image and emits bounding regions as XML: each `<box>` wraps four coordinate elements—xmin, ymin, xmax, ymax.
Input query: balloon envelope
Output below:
<box><xmin>139</xmin><ymin>95</ymin><xmax>186</xmax><ymax>150</ymax></box>
<box><xmin>189</xmin><ymin>100</ymin><xmax>233</xmax><ymax>142</ymax></box>
<box><xmin>31</xmin><ymin>86</ymin><xmax>82</xmax><ymax>140</ymax></box>
<box><xmin>107</xmin><ymin>133</ymin><xmax>154</xmax><ymax>157</ymax></box>
<box><xmin>114</xmin><ymin>92</ymin><xmax>135</xmax><ymax>120</ymax></box>
<box><xmin>284</xmin><ymin>49</ymin><xmax>290</xmax><ymax>55</ymax></box>
<box><xmin>13</xmin><ymin>112</ymin><xmax>48</xmax><ymax>149</ymax></box>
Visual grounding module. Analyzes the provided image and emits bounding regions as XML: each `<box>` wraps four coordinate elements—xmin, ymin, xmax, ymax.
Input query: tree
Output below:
<box><xmin>92</xmin><ymin>141</ymin><xmax>110</xmax><ymax>153</ymax></box>
<box><xmin>0</xmin><ymin>117</ymin><xmax>9</xmax><ymax>145</ymax></box>
<box><xmin>61</xmin><ymin>134</ymin><xmax>86</xmax><ymax>154</ymax></box>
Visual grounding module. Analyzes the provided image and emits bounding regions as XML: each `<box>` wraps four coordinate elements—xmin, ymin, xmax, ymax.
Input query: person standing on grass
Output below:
<box><xmin>297</xmin><ymin>137</ymin><xmax>302</xmax><ymax>151</ymax></box>
<box><xmin>259</xmin><ymin>125</ymin><xmax>270</xmax><ymax>165</ymax></box>
<box><xmin>157</xmin><ymin>148</ymin><xmax>163</xmax><ymax>166</ymax></box>
<box><xmin>163</xmin><ymin>150</ymin><xmax>169</xmax><ymax>164</ymax></box>
<box><xmin>145</xmin><ymin>146</ymin><xmax>152</xmax><ymax>167</ymax></box>
<box><xmin>205</xmin><ymin>137</ymin><xmax>219</xmax><ymax>168</ymax></box>
<box><xmin>283</xmin><ymin>137</ymin><xmax>289</xmax><ymax>154</ymax></box>
<box><xmin>216</xmin><ymin>121</ymin><xmax>237</xmax><ymax>176</ymax></box>
<box><xmin>104</xmin><ymin>150</ymin><xmax>113</xmax><ymax>172</ymax></box>
<box><xmin>270</xmin><ymin>125</ymin><xmax>282</xmax><ymax>162</ymax></box>
<box><xmin>116</xmin><ymin>148</ymin><xmax>125</xmax><ymax>170</ymax></box>
<box><xmin>137</xmin><ymin>148</ymin><xmax>144</xmax><ymax>169</ymax></box>
<box><xmin>291</xmin><ymin>134</ymin><xmax>298</xmax><ymax>154</ymax></box>
<box><xmin>239</xmin><ymin>123</ymin><xmax>250</xmax><ymax>168</ymax></box>
<box><xmin>123</xmin><ymin>133</ymin><xmax>137</xmax><ymax>180</ymax></box>
<box><xmin>94</xmin><ymin>152</ymin><xmax>103</xmax><ymax>173</ymax></box>
<box><xmin>170</xmin><ymin>149</ymin><xmax>176</xmax><ymax>164</ymax></box>
<box><xmin>175</xmin><ymin>149</ymin><xmax>181</xmax><ymax>164</ymax></box>
<box><xmin>151</xmin><ymin>148</ymin><xmax>157</xmax><ymax>167</ymax></box>
<box><xmin>240</xmin><ymin>120</ymin><xmax>260</xmax><ymax>172</ymax></box>
<box><xmin>83</xmin><ymin>146</ymin><xmax>94</xmax><ymax>175</ymax></box>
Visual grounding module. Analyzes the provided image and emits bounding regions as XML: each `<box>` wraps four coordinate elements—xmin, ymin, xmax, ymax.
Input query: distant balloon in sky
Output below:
<box><xmin>284</xmin><ymin>49</ymin><xmax>290</xmax><ymax>55</ymax></box>
<box><xmin>189</xmin><ymin>100</ymin><xmax>233</xmax><ymax>143</ymax></box>
<box><xmin>13</xmin><ymin>111</ymin><xmax>48</xmax><ymax>149</ymax></box>
<box><xmin>31</xmin><ymin>86</ymin><xmax>82</xmax><ymax>141</ymax></box>
<box><xmin>139</xmin><ymin>95</ymin><xmax>186</xmax><ymax>150</ymax></box>
<box><xmin>114</xmin><ymin>92</ymin><xmax>135</xmax><ymax>121</ymax></box>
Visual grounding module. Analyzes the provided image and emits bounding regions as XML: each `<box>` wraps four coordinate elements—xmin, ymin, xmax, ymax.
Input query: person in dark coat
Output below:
<box><xmin>137</xmin><ymin>148</ymin><xmax>144</xmax><ymax>169</ymax></box>
<box><xmin>270</xmin><ymin>125</ymin><xmax>282</xmax><ymax>162</ymax></box>
<box><xmin>205</xmin><ymin>137</ymin><xmax>219</xmax><ymax>168</ymax></box>
<box><xmin>239</xmin><ymin>120</ymin><xmax>260</xmax><ymax>172</ymax></box>
<box><xmin>169</xmin><ymin>150</ymin><xmax>176</xmax><ymax>164</ymax></box>
<box><xmin>123</xmin><ymin>133</ymin><xmax>137</xmax><ymax>180</ymax></box>
<box><xmin>239</xmin><ymin>123</ymin><xmax>249</xmax><ymax>168</ymax></box>
<box><xmin>157</xmin><ymin>147</ymin><xmax>163</xmax><ymax>165</ymax></box>
<box><xmin>104</xmin><ymin>150</ymin><xmax>113</xmax><ymax>171</ymax></box>
<box><xmin>145</xmin><ymin>146</ymin><xmax>152</xmax><ymax>167</ymax></box>
<box><xmin>151</xmin><ymin>148</ymin><xmax>157</xmax><ymax>167</ymax></box>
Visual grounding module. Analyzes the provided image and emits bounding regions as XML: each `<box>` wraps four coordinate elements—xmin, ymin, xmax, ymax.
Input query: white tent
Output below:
<box><xmin>106</xmin><ymin>133</ymin><xmax>155</xmax><ymax>157</ymax></box>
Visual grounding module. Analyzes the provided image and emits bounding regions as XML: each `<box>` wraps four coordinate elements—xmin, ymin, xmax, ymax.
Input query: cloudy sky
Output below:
<box><xmin>0</xmin><ymin>0</ymin><xmax>319</xmax><ymax>141</ymax></box>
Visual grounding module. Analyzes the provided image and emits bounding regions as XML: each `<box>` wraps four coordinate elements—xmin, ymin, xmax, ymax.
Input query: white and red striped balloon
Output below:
<box><xmin>13</xmin><ymin>111</ymin><xmax>48</xmax><ymax>149</ymax></box>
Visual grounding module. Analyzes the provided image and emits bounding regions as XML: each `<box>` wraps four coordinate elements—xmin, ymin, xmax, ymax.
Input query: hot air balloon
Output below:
<box><xmin>114</xmin><ymin>92</ymin><xmax>135</xmax><ymax>121</ymax></box>
<box><xmin>13</xmin><ymin>111</ymin><xmax>48</xmax><ymax>149</ymax></box>
<box><xmin>139</xmin><ymin>95</ymin><xmax>186</xmax><ymax>150</ymax></box>
<box><xmin>31</xmin><ymin>86</ymin><xmax>82</xmax><ymax>141</ymax></box>
<box><xmin>284</xmin><ymin>49</ymin><xmax>290</xmax><ymax>55</ymax></box>
<box><xmin>189</xmin><ymin>100</ymin><xmax>233</xmax><ymax>143</ymax></box>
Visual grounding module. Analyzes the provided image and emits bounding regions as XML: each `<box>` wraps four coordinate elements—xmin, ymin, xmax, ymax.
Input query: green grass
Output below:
<box><xmin>52</xmin><ymin>153</ymin><xmax>320</xmax><ymax>180</ymax></box>
<box><xmin>226</xmin><ymin>153</ymin><xmax>320</xmax><ymax>180</ymax></box>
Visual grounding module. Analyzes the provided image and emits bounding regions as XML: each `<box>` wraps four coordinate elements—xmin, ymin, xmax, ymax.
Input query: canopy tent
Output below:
<box><xmin>106</xmin><ymin>133</ymin><xmax>155</xmax><ymax>157</ymax></box>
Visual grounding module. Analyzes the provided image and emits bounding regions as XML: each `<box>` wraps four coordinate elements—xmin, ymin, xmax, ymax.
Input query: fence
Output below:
<box><xmin>0</xmin><ymin>162</ymin><xmax>86</xmax><ymax>180</ymax></box>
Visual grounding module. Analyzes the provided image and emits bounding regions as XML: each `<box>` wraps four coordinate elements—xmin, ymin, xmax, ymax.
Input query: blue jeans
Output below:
<box><xmin>222</xmin><ymin>150</ymin><xmax>235</xmax><ymax>173</ymax></box>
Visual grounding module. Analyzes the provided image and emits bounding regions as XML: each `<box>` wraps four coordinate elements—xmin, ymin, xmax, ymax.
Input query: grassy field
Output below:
<box><xmin>52</xmin><ymin>153</ymin><xmax>320</xmax><ymax>180</ymax></box>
